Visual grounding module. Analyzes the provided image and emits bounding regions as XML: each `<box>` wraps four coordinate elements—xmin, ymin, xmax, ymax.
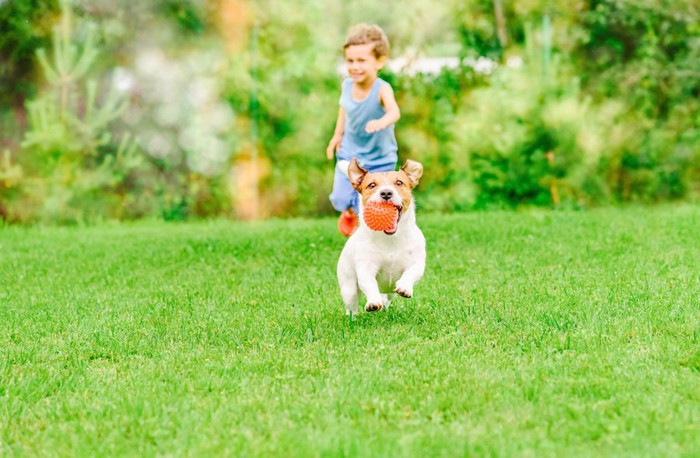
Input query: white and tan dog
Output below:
<box><xmin>336</xmin><ymin>158</ymin><xmax>426</xmax><ymax>315</ymax></box>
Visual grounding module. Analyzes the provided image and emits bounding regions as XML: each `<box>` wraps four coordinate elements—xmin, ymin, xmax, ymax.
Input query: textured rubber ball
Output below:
<box><xmin>363</xmin><ymin>201</ymin><xmax>399</xmax><ymax>232</ymax></box>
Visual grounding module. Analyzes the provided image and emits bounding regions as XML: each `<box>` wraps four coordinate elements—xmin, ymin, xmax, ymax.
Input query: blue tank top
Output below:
<box><xmin>337</xmin><ymin>77</ymin><xmax>398</xmax><ymax>169</ymax></box>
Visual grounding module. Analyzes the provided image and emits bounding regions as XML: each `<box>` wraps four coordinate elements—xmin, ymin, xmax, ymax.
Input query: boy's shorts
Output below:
<box><xmin>329</xmin><ymin>160</ymin><xmax>397</xmax><ymax>214</ymax></box>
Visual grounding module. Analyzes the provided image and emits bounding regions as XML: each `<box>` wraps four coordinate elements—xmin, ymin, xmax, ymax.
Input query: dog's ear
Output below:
<box><xmin>347</xmin><ymin>158</ymin><xmax>368</xmax><ymax>191</ymax></box>
<box><xmin>401</xmin><ymin>160</ymin><xmax>423</xmax><ymax>188</ymax></box>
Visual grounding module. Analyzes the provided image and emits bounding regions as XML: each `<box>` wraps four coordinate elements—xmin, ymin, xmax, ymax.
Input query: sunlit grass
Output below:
<box><xmin>1</xmin><ymin>205</ymin><xmax>699</xmax><ymax>456</ymax></box>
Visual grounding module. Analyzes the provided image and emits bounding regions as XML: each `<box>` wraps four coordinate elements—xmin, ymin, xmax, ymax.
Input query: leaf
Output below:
<box><xmin>36</xmin><ymin>49</ymin><xmax>59</xmax><ymax>84</ymax></box>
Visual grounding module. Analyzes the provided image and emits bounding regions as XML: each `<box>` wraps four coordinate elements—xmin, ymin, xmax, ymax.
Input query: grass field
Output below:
<box><xmin>1</xmin><ymin>205</ymin><xmax>699</xmax><ymax>456</ymax></box>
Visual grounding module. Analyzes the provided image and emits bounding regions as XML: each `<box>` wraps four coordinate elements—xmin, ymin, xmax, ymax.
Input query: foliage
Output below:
<box><xmin>109</xmin><ymin>1</ymin><xmax>235</xmax><ymax>221</ymax></box>
<box><xmin>0</xmin><ymin>0</ymin><xmax>239</xmax><ymax>223</ymax></box>
<box><xmin>0</xmin><ymin>0</ymin><xmax>58</xmax><ymax>108</ymax></box>
<box><xmin>577</xmin><ymin>0</ymin><xmax>700</xmax><ymax>201</ymax></box>
<box><xmin>0</xmin><ymin>0</ymin><xmax>58</xmax><ymax>162</ymax></box>
<box><xmin>225</xmin><ymin>0</ymin><xmax>699</xmax><ymax>217</ymax></box>
<box><xmin>1</xmin><ymin>0</ymin><xmax>147</xmax><ymax>224</ymax></box>
<box><xmin>0</xmin><ymin>0</ymin><xmax>699</xmax><ymax>222</ymax></box>
<box><xmin>394</xmin><ymin>0</ymin><xmax>699</xmax><ymax>209</ymax></box>
<box><xmin>223</xmin><ymin>1</ymin><xmax>344</xmax><ymax>217</ymax></box>
<box><xmin>2</xmin><ymin>206</ymin><xmax>699</xmax><ymax>453</ymax></box>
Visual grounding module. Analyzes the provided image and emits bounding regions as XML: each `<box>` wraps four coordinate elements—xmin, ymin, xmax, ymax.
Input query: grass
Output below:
<box><xmin>1</xmin><ymin>205</ymin><xmax>699</xmax><ymax>456</ymax></box>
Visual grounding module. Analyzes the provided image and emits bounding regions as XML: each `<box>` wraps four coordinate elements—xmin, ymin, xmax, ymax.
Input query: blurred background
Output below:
<box><xmin>0</xmin><ymin>0</ymin><xmax>698</xmax><ymax>224</ymax></box>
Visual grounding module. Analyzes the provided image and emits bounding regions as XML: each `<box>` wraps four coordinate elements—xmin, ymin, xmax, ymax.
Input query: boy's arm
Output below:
<box><xmin>365</xmin><ymin>84</ymin><xmax>401</xmax><ymax>133</ymax></box>
<box><xmin>326</xmin><ymin>106</ymin><xmax>345</xmax><ymax>160</ymax></box>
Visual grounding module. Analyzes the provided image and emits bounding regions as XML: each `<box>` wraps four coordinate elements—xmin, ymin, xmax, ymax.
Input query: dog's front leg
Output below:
<box><xmin>395</xmin><ymin>258</ymin><xmax>425</xmax><ymax>299</ymax></box>
<box><xmin>356</xmin><ymin>267</ymin><xmax>384</xmax><ymax>312</ymax></box>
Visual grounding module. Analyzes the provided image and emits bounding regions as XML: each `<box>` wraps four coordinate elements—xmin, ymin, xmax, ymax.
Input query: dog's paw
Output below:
<box><xmin>395</xmin><ymin>285</ymin><xmax>413</xmax><ymax>298</ymax></box>
<box><xmin>364</xmin><ymin>302</ymin><xmax>383</xmax><ymax>312</ymax></box>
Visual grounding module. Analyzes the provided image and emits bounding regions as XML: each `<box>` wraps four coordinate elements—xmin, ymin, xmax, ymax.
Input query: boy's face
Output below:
<box><xmin>344</xmin><ymin>43</ymin><xmax>386</xmax><ymax>85</ymax></box>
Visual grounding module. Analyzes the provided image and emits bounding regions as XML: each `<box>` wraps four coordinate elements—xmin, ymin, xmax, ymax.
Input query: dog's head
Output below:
<box><xmin>347</xmin><ymin>158</ymin><xmax>423</xmax><ymax>234</ymax></box>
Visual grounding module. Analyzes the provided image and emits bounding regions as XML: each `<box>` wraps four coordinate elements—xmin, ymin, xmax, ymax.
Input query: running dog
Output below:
<box><xmin>336</xmin><ymin>158</ymin><xmax>425</xmax><ymax>315</ymax></box>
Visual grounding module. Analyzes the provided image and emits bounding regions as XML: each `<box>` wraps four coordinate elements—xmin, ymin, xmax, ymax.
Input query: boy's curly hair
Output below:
<box><xmin>343</xmin><ymin>24</ymin><xmax>390</xmax><ymax>59</ymax></box>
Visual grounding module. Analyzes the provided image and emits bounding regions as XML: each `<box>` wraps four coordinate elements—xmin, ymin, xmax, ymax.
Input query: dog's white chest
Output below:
<box><xmin>339</xmin><ymin>224</ymin><xmax>425</xmax><ymax>296</ymax></box>
<box><xmin>378</xmin><ymin>248</ymin><xmax>405</xmax><ymax>271</ymax></box>
<box><xmin>375</xmin><ymin>249</ymin><xmax>411</xmax><ymax>291</ymax></box>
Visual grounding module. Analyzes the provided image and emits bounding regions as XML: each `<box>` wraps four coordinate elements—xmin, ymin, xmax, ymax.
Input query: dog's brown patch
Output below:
<box><xmin>365</xmin><ymin>302</ymin><xmax>383</xmax><ymax>312</ymax></box>
<box><xmin>347</xmin><ymin>159</ymin><xmax>423</xmax><ymax>210</ymax></box>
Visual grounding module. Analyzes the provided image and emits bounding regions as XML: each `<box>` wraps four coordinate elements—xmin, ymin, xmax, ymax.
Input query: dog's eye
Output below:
<box><xmin>368</xmin><ymin>182</ymin><xmax>377</xmax><ymax>189</ymax></box>
<box><xmin>396</xmin><ymin>180</ymin><xmax>404</xmax><ymax>186</ymax></box>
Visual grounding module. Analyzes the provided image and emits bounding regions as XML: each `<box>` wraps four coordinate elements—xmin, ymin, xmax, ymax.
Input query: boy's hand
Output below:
<box><xmin>326</xmin><ymin>136</ymin><xmax>341</xmax><ymax>160</ymax></box>
<box><xmin>365</xmin><ymin>119</ymin><xmax>386</xmax><ymax>133</ymax></box>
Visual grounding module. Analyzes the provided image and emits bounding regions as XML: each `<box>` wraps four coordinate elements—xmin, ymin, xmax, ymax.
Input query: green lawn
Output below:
<box><xmin>1</xmin><ymin>205</ymin><xmax>699</xmax><ymax>456</ymax></box>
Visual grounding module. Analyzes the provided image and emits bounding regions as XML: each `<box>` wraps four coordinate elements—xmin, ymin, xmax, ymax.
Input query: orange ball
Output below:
<box><xmin>363</xmin><ymin>201</ymin><xmax>399</xmax><ymax>232</ymax></box>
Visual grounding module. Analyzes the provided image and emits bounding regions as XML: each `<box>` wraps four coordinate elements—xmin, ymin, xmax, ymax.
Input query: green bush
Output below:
<box><xmin>1</xmin><ymin>0</ymin><xmax>698</xmax><ymax>223</ymax></box>
<box><xmin>3</xmin><ymin>0</ymin><xmax>146</xmax><ymax>223</ymax></box>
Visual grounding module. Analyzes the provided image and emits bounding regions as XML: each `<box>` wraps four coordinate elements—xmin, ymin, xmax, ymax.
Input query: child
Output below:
<box><xmin>326</xmin><ymin>23</ymin><xmax>401</xmax><ymax>236</ymax></box>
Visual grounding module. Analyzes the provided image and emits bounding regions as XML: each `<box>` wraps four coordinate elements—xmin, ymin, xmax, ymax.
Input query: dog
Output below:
<box><xmin>336</xmin><ymin>158</ymin><xmax>425</xmax><ymax>315</ymax></box>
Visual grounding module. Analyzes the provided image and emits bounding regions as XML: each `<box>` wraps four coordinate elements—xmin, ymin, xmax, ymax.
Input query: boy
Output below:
<box><xmin>326</xmin><ymin>23</ymin><xmax>401</xmax><ymax>236</ymax></box>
